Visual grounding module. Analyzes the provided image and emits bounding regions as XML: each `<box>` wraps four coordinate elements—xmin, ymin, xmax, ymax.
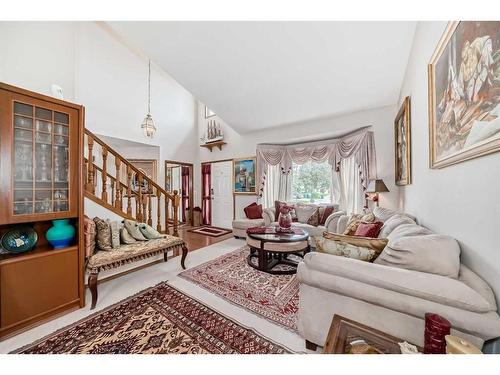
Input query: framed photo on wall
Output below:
<box><xmin>394</xmin><ymin>96</ymin><xmax>412</xmax><ymax>185</ymax></box>
<box><xmin>128</xmin><ymin>159</ymin><xmax>158</xmax><ymax>193</ymax></box>
<box><xmin>233</xmin><ymin>157</ymin><xmax>257</xmax><ymax>195</ymax></box>
<box><xmin>428</xmin><ymin>21</ymin><xmax>500</xmax><ymax>169</ymax></box>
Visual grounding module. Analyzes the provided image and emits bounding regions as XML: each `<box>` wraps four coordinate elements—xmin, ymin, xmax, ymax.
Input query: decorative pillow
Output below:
<box><xmin>295</xmin><ymin>204</ymin><xmax>318</xmax><ymax>223</ymax></box>
<box><xmin>306</xmin><ymin>208</ymin><xmax>320</xmax><ymax>227</ymax></box>
<box><xmin>323</xmin><ymin>232</ymin><xmax>388</xmax><ymax>254</ymax></box>
<box><xmin>139</xmin><ymin>223</ymin><xmax>163</xmax><ymax>239</ymax></box>
<box><xmin>123</xmin><ymin>219</ymin><xmax>148</xmax><ymax>241</ymax></box>
<box><xmin>374</xmin><ymin>234</ymin><xmax>461</xmax><ymax>278</ymax></box>
<box><xmin>378</xmin><ymin>214</ymin><xmax>416</xmax><ymax>238</ymax></box>
<box><xmin>120</xmin><ymin>227</ymin><xmax>137</xmax><ymax>244</ymax></box>
<box><xmin>319</xmin><ymin>205</ymin><xmax>335</xmax><ymax>226</ymax></box>
<box><xmin>108</xmin><ymin>220</ymin><xmax>120</xmax><ymax>249</ymax></box>
<box><xmin>343</xmin><ymin>213</ymin><xmax>375</xmax><ymax>235</ymax></box>
<box><xmin>354</xmin><ymin>221</ymin><xmax>383</xmax><ymax>238</ymax></box>
<box><xmin>83</xmin><ymin>215</ymin><xmax>96</xmax><ymax>258</ymax></box>
<box><xmin>315</xmin><ymin>237</ymin><xmax>377</xmax><ymax>262</ymax></box>
<box><xmin>244</xmin><ymin>202</ymin><xmax>263</xmax><ymax>219</ymax></box>
<box><xmin>93</xmin><ymin>217</ymin><xmax>112</xmax><ymax>251</ymax></box>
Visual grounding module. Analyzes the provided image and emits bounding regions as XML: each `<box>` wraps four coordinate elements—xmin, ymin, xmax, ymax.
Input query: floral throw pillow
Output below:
<box><xmin>306</xmin><ymin>208</ymin><xmax>320</xmax><ymax>227</ymax></box>
<box><xmin>93</xmin><ymin>217</ymin><xmax>112</xmax><ymax>251</ymax></box>
<box><xmin>343</xmin><ymin>213</ymin><xmax>375</xmax><ymax>235</ymax></box>
<box><xmin>315</xmin><ymin>237</ymin><xmax>377</xmax><ymax>262</ymax></box>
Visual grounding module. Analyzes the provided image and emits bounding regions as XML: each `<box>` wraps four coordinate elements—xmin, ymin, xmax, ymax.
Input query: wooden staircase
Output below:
<box><xmin>83</xmin><ymin>129</ymin><xmax>180</xmax><ymax>236</ymax></box>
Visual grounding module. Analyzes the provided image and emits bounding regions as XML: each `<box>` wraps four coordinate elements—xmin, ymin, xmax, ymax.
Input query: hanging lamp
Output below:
<box><xmin>141</xmin><ymin>60</ymin><xmax>157</xmax><ymax>139</ymax></box>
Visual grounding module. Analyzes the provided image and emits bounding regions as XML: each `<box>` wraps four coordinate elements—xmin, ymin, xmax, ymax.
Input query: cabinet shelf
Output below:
<box><xmin>0</xmin><ymin>244</ymin><xmax>78</xmax><ymax>265</ymax></box>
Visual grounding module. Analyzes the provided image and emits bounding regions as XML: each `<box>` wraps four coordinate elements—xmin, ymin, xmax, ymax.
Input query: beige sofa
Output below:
<box><xmin>298</xmin><ymin>207</ymin><xmax>500</xmax><ymax>349</ymax></box>
<box><xmin>263</xmin><ymin>204</ymin><xmax>343</xmax><ymax>246</ymax></box>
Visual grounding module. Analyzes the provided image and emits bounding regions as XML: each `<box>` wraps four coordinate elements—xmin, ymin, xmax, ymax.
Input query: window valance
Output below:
<box><xmin>256</xmin><ymin>129</ymin><xmax>377</xmax><ymax>196</ymax></box>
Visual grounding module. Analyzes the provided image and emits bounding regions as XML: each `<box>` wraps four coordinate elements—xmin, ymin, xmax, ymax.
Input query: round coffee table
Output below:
<box><xmin>246</xmin><ymin>228</ymin><xmax>310</xmax><ymax>275</ymax></box>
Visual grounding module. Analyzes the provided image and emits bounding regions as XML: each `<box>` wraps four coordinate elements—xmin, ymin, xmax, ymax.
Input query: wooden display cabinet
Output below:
<box><xmin>0</xmin><ymin>83</ymin><xmax>85</xmax><ymax>340</ymax></box>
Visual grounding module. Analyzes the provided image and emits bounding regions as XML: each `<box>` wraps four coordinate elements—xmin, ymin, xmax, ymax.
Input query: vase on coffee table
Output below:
<box><xmin>278</xmin><ymin>205</ymin><xmax>293</xmax><ymax>232</ymax></box>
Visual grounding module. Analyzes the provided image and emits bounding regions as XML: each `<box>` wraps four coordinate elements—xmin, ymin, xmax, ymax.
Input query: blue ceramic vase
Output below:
<box><xmin>46</xmin><ymin>219</ymin><xmax>76</xmax><ymax>249</ymax></box>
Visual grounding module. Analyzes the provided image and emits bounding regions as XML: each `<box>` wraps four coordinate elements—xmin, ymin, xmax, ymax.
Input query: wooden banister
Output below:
<box><xmin>83</xmin><ymin>129</ymin><xmax>180</xmax><ymax>236</ymax></box>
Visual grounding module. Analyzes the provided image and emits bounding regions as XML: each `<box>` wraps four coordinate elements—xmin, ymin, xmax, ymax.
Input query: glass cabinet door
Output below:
<box><xmin>13</xmin><ymin>101</ymin><xmax>70</xmax><ymax>216</ymax></box>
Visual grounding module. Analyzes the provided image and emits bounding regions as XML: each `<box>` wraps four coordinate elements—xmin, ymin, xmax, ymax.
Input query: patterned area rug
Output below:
<box><xmin>187</xmin><ymin>226</ymin><xmax>233</xmax><ymax>237</ymax></box>
<box><xmin>179</xmin><ymin>246</ymin><xmax>299</xmax><ymax>331</ymax></box>
<box><xmin>14</xmin><ymin>283</ymin><xmax>290</xmax><ymax>354</ymax></box>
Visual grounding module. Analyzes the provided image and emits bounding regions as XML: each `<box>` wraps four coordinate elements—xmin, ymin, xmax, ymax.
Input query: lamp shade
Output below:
<box><xmin>366</xmin><ymin>179</ymin><xmax>389</xmax><ymax>193</ymax></box>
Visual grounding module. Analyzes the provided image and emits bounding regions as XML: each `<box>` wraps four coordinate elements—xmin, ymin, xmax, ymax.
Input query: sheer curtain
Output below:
<box><xmin>262</xmin><ymin>164</ymin><xmax>292</xmax><ymax>208</ymax></box>
<box><xmin>337</xmin><ymin>157</ymin><xmax>364</xmax><ymax>214</ymax></box>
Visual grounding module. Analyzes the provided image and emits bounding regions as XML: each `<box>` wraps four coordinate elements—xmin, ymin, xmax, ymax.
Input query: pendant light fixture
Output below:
<box><xmin>141</xmin><ymin>59</ymin><xmax>156</xmax><ymax>139</ymax></box>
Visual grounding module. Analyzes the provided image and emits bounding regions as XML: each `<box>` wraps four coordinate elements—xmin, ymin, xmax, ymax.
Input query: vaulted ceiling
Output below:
<box><xmin>108</xmin><ymin>21</ymin><xmax>416</xmax><ymax>133</ymax></box>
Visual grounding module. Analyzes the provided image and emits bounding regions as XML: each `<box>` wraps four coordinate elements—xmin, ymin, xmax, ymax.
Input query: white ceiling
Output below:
<box><xmin>108</xmin><ymin>21</ymin><xmax>416</xmax><ymax>133</ymax></box>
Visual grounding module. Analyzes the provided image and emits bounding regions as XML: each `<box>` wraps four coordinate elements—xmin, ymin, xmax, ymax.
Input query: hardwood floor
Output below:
<box><xmin>177</xmin><ymin>227</ymin><xmax>235</xmax><ymax>252</ymax></box>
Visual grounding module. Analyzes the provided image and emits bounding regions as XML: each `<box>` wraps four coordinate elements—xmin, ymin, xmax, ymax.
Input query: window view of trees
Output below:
<box><xmin>291</xmin><ymin>161</ymin><xmax>332</xmax><ymax>204</ymax></box>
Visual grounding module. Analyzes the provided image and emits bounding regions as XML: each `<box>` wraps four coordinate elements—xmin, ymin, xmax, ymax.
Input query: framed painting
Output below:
<box><xmin>128</xmin><ymin>159</ymin><xmax>157</xmax><ymax>193</ymax></box>
<box><xmin>428</xmin><ymin>21</ymin><xmax>500</xmax><ymax>169</ymax></box>
<box><xmin>394</xmin><ymin>96</ymin><xmax>412</xmax><ymax>185</ymax></box>
<box><xmin>233</xmin><ymin>157</ymin><xmax>257</xmax><ymax>195</ymax></box>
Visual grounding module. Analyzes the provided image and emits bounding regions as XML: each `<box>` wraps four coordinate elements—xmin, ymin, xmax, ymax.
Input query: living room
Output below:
<box><xmin>1</xmin><ymin>0</ymin><xmax>500</xmax><ymax>372</ymax></box>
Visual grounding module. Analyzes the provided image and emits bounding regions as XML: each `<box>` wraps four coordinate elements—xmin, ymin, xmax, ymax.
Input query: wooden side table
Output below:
<box><xmin>322</xmin><ymin>315</ymin><xmax>421</xmax><ymax>354</ymax></box>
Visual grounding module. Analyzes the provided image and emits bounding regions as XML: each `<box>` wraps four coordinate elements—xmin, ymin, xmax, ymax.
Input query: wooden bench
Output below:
<box><xmin>86</xmin><ymin>236</ymin><xmax>187</xmax><ymax>309</ymax></box>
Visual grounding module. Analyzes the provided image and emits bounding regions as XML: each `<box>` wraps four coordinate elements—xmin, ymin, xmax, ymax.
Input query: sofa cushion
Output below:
<box><xmin>343</xmin><ymin>213</ymin><xmax>375</xmax><ymax>235</ymax></box>
<box><xmin>378</xmin><ymin>214</ymin><xmax>416</xmax><ymax>238</ymax></box>
<box><xmin>244</xmin><ymin>202</ymin><xmax>263</xmax><ymax>219</ymax></box>
<box><xmin>323</xmin><ymin>232</ymin><xmax>388</xmax><ymax>253</ymax></box>
<box><xmin>387</xmin><ymin>223</ymin><xmax>432</xmax><ymax>242</ymax></box>
<box><xmin>295</xmin><ymin>204</ymin><xmax>318</xmax><ymax>223</ymax></box>
<box><xmin>307</xmin><ymin>208</ymin><xmax>320</xmax><ymax>226</ymax></box>
<box><xmin>139</xmin><ymin>223</ymin><xmax>163</xmax><ymax>239</ymax></box>
<box><xmin>354</xmin><ymin>221</ymin><xmax>383</xmax><ymax>238</ymax></box>
<box><xmin>93</xmin><ymin>217</ymin><xmax>112</xmax><ymax>251</ymax></box>
<box><xmin>120</xmin><ymin>227</ymin><xmax>137</xmax><ymax>244</ymax></box>
<box><xmin>123</xmin><ymin>219</ymin><xmax>148</xmax><ymax>241</ymax></box>
<box><xmin>373</xmin><ymin>207</ymin><xmax>417</xmax><ymax>223</ymax></box>
<box><xmin>83</xmin><ymin>215</ymin><xmax>96</xmax><ymax>257</ymax></box>
<box><xmin>109</xmin><ymin>220</ymin><xmax>120</xmax><ymax>249</ymax></box>
<box><xmin>375</xmin><ymin>234</ymin><xmax>461</xmax><ymax>278</ymax></box>
<box><xmin>315</xmin><ymin>237</ymin><xmax>377</xmax><ymax>262</ymax></box>
<box><xmin>300</xmin><ymin>252</ymin><xmax>495</xmax><ymax>313</ymax></box>
<box><xmin>318</xmin><ymin>205</ymin><xmax>335</xmax><ymax>225</ymax></box>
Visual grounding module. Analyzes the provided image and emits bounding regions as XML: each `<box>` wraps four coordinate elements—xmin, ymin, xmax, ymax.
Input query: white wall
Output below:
<box><xmin>0</xmin><ymin>21</ymin><xmax>199</xmax><ymax>218</ymax></box>
<box><xmin>198</xmin><ymin>101</ymin><xmax>399</xmax><ymax>216</ymax></box>
<box><xmin>398</xmin><ymin>21</ymin><xmax>500</xmax><ymax>301</ymax></box>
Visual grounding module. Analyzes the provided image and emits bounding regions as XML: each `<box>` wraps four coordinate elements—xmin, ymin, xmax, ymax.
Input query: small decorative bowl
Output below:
<box><xmin>1</xmin><ymin>226</ymin><xmax>38</xmax><ymax>254</ymax></box>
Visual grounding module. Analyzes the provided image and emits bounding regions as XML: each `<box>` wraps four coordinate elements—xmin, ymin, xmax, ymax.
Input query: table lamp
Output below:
<box><xmin>366</xmin><ymin>179</ymin><xmax>389</xmax><ymax>207</ymax></box>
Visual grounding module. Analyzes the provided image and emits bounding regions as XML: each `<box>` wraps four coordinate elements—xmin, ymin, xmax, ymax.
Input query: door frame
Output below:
<box><xmin>201</xmin><ymin>159</ymin><xmax>236</xmax><ymax>225</ymax></box>
<box><xmin>165</xmin><ymin>160</ymin><xmax>194</xmax><ymax>226</ymax></box>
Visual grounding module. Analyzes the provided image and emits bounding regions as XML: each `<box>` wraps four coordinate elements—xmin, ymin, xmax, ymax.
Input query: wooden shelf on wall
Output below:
<box><xmin>200</xmin><ymin>141</ymin><xmax>226</xmax><ymax>152</ymax></box>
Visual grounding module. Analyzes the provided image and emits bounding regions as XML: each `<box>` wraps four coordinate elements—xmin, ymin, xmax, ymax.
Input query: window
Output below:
<box><xmin>291</xmin><ymin>161</ymin><xmax>332</xmax><ymax>204</ymax></box>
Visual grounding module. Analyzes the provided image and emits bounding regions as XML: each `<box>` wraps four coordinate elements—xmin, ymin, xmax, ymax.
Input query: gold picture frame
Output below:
<box><xmin>394</xmin><ymin>96</ymin><xmax>412</xmax><ymax>185</ymax></box>
<box><xmin>233</xmin><ymin>156</ymin><xmax>257</xmax><ymax>195</ymax></box>
<box><xmin>428</xmin><ymin>21</ymin><xmax>500</xmax><ymax>169</ymax></box>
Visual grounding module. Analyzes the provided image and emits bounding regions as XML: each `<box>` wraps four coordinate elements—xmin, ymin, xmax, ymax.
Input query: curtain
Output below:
<box><xmin>181</xmin><ymin>166</ymin><xmax>190</xmax><ymax>222</ymax></box>
<box><xmin>262</xmin><ymin>164</ymin><xmax>292</xmax><ymax>208</ymax></box>
<box><xmin>256</xmin><ymin>128</ymin><xmax>376</xmax><ymax>211</ymax></box>
<box><xmin>337</xmin><ymin>157</ymin><xmax>364</xmax><ymax>214</ymax></box>
<box><xmin>201</xmin><ymin>164</ymin><xmax>211</xmax><ymax>225</ymax></box>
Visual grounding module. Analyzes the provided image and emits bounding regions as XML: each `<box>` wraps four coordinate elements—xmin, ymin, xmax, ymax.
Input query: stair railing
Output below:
<box><xmin>83</xmin><ymin>129</ymin><xmax>179</xmax><ymax>237</ymax></box>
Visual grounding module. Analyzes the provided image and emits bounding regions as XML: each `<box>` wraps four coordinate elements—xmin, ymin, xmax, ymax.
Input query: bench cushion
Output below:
<box><xmin>86</xmin><ymin>235</ymin><xmax>185</xmax><ymax>273</ymax></box>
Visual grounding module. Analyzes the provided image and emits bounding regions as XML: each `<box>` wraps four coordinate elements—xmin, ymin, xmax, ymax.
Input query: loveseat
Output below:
<box><xmin>297</xmin><ymin>207</ymin><xmax>500</xmax><ymax>350</ymax></box>
<box><xmin>263</xmin><ymin>204</ymin><xmax>343</xmax><ymax>246</ymax></box>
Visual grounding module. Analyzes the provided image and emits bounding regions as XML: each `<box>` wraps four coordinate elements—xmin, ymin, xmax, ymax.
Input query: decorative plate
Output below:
<box><xmin>1</xmin><ymin>226</ymin><xmax>38</xmax><ymax>253</ymax></box>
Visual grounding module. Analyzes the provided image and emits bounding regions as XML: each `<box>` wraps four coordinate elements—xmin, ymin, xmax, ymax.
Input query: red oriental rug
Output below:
<box><xmin>13</xmin><ymin>283</ymin><xmax>289</xmax><ymax>354</ymax></box>
<box><xmin>187</xmin><ymin>226</ymin><xmax>233</xmax><ymax>237</ymax></box>
<box><xmin>179</xmin><ymin>246</ymin><xmax>299</xmax><ymax>331</ymax></box>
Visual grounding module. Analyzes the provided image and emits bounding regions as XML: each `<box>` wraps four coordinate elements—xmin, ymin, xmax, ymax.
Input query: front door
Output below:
<box><xmin>210</xmin><ymin>161</ymin><xmax>233</xmax><ymax>229</ymax></box>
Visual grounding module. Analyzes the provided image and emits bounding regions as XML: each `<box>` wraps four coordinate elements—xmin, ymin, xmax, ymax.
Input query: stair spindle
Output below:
<box><xmin>126</xmin><ymin>165</ymin><xmax>132</xmax><ymax>215</ymax></box>
<box><xmin>87</xmin><ymin>136</ymin><xmax>95</xmax><ymax>194</ymax></box>
<box><xmin>147</xmin><ymin>193</ymin><xmax>153</xmax><ymax>226</ymax></box>
<box><xmin>114</xmin><ymin>157</ymin><xmax>121</xmax><ymax>210</ymax></box>
<box><xmin>101</xmin><ymin>147</ymin><xmax>108</xmax><ymax>202</ymax></box>
<box><xmin>156</xmin><ymin>189</ymin><xmax>161</xmax><ymax>232</ymax></box>
<box><xmin>172</xmin><ymin>190</ymin><xmax>179</xmax><ymax>237</ymax></box>
<box><xmin>137</xmin><ymin>174</ymin><xmax>143</xmax><ymax>222</ymax></box>
<box><xmin>165</xmin><ymin>193</ymin><xmax>170</xmax><ymax>235</ymax></box>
